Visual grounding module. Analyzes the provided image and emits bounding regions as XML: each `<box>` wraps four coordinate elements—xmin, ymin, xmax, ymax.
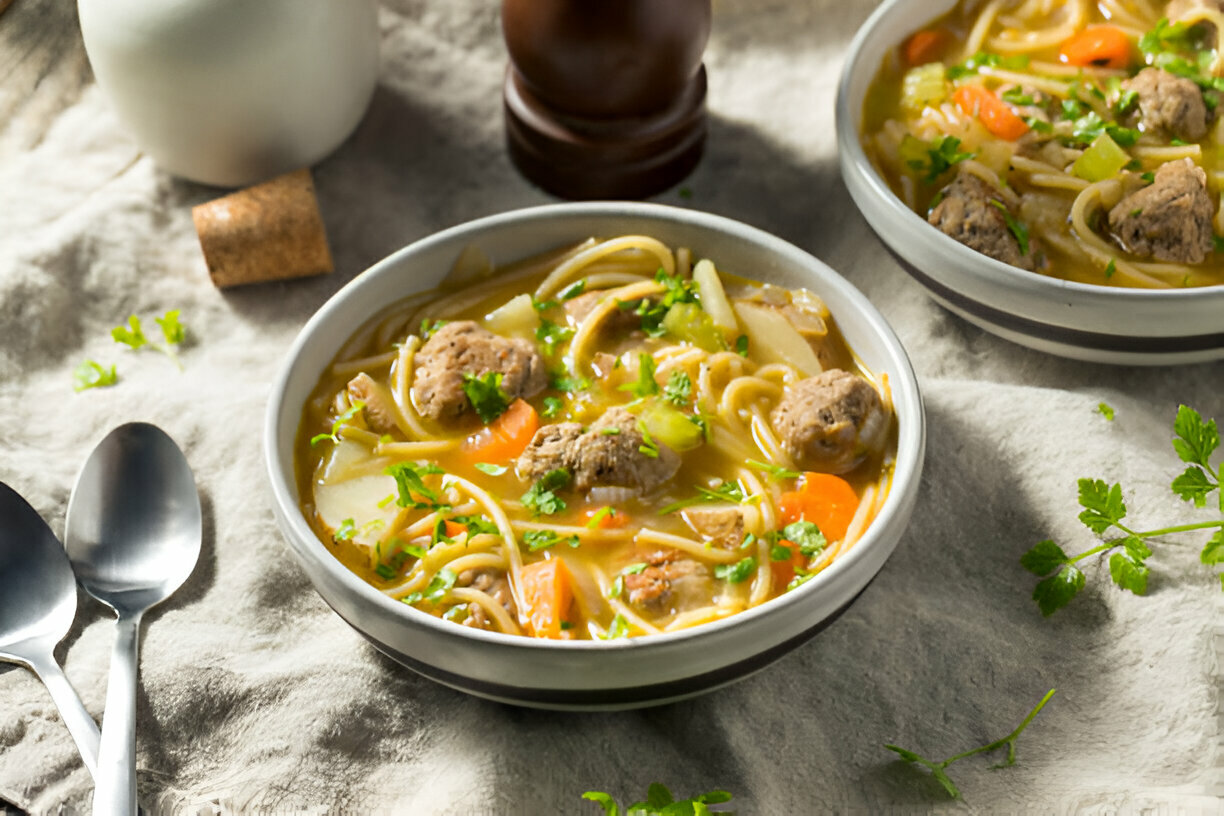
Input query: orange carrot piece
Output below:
<box><xmin>953</xmin><ymin>85</ymin><xmax>1030</xmax><ymax>141</ymax></box>
<box><xmin>769</xmin><ymin>539</ymin><xmax>805</xmax><ymax>589</ymax></box>
<box><xmin>520</xmin><ymin>558</ymin><xmax>574</xmax><ymax>639</ymax></box>
<box><xmin>903</xmin><ymin>29</ymin><xmax>950</xmax><ymax>66</ymax></box>
<box><xmin>461</xmin><ymin>398</ymin><xmax>539</xmax><ymax>464</ymax></box>
<box><xmin>1059</xmin><ymin>25</ymin><xmax>1132</xmax><ymax>69</ymax></box>
<box><xmin>443</xmin><ymin>520</ymin><xmax>467</xmax><ymax>538</ymax></box>
<box><xmin>777</xmin><ymin>472</ymin><xmax>860</xmax><ymax>542</ymax></box>
<box><xmin>582</xmin><ymin>506</ymin><xmax>630</xmax><ymax>530</ymax></box>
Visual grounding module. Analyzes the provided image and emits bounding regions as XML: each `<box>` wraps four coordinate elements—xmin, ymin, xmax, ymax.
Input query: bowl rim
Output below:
<box><xmin>834</xmin><ymin>0</ymin><xmax>1224</xmax><ymax>304</ymax></box>
<box><xmin>263</xmin><ymin>200</ymin><xmax>926</xmax><ymax>655</ymax></box>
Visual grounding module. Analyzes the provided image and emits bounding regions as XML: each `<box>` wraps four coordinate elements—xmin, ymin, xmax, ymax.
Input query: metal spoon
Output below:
<box><xmin>64</xmin><ymin>423</ymin><xmax>201</xmax><ymax>816</ymax></box>
<box><xmin>0</xmin><ymin>482</ymin><xmax>101</xmax><ymax>778</ymax></box>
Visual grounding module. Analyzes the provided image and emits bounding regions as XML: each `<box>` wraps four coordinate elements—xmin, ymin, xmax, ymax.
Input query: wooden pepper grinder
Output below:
<box><xmin>502</xmin><ymin>0</ymin><xmax>712</xmax><ymax>200</ymax></box>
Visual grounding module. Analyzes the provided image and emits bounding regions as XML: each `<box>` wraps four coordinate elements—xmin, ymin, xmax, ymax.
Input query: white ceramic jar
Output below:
<box><xmin>78</xmin><ymin>0</ymin><xmax>380</xmax><ymax>187</ymax></box>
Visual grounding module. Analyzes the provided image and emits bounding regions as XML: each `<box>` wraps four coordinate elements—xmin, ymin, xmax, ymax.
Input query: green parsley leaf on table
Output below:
<box><xmin>1022</xmin><ymin>404</ymin><xmax>1224</xmax><ymax>615</ymax></box>
<box><xmin>73</xmin><ymin>360</ymin><xmax>118</xmax><ymax>392</ymax></box>
<box><xmin>581</xmin><ymin>783</ymin><xmax>732</xmax><ymax>816</ymax></box>
<box><xmin>885</xmin><ymin>689</ymin><xmax>1056</xmax><ymax>799</ymax></box>
<box><xmin>111</xmin><ymin>314</ymin><xmax>147</xmax><ymax>349</ymax></box>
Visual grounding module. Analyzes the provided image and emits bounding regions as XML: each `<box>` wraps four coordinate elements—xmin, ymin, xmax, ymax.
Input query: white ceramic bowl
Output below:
<box><xmin>836</xmin><ymin>0</ymin><xmax>1224</xmax><ymax>365</ymax></box>
<box><xmin>264</xmin><ymin>202</ymin><xmax>926</xmax><ymax>709</ymax></box>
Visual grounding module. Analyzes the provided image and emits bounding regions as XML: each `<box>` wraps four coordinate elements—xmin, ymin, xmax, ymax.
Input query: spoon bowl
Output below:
<box><xmin>0</xmin><ymin>482</ymin><xmax>100</xmax><ymax>777</ymax></box>
<box><xmin>65</xmin><ymin>422</ymin><xmax>201</xmax><ymax>815</ymax></box>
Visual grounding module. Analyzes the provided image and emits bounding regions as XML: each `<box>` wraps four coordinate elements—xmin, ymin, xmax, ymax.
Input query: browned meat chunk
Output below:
<box><xmin>623</xmin><ymin>549</ymin><xmax>711</xmax><ymax>614</ymax></box>
<box><xmin>928</xmin><ymin>171</ymin><xmax>1034</xmax><ymax>270</ymax></box>
<box><xmin>681</xmin><ymin>506</ymin><xmax>744</xmax><ymax>549</ymax></box>
<box><xmin>563</xmin><ymin>290</ymin><xmax>639</xmax><ymax>332</ymax></box>
<box><xmin>457</xmin><ymin>568</ymin><xmax>517</xmax><ymax>631</ymax></box>
<box><xmin>1108</xmin><ymin>159</ymin><xmax>1215</xmax><ymax>264</ymax></box>
<box><xmin>770</xmin><ymin>369</ymin><xmax>889</xmax><ymax>474</ymax></box>
<box><xmin>412</xmin><ymin>321</ymin><xmax>548</xmax><ymax>422</ymax></box>
<box><xmin>346</xmin><ymin>373</ymin><xmax>400</xmax><ymax>436</ymax></box>
<box><xmin>517</xmin><ymin>406</ymin><xmax>681</xmax><ymax>493</ymax></box>
<box><xmin>1123</xmin><ymin>68</ymin><xmax>1208</xmax><ymax>142</ymax></box>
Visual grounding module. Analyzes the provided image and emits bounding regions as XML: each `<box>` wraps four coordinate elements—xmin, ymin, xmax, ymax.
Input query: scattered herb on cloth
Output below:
<box><xmin>1022</xmin><ymin>404</ymin><xmax>1224</xmax><ymax>616</ymax></box>
<box><xmin>885</xmin><ymin>689</ymin><xmax>1057</xmax><ymax>799</ymax></box>
<box><xmin>582</xmin><ymin>782</ymin><xmax>733</xmax><ymax>815</ymax></box>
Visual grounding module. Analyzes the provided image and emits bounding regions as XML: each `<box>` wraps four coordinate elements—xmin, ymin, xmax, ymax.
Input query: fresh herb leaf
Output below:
<box><xmin>1000</xmin><ymin>87</ymin><xmax>1034</xmax><ymax>106</ymax></box>
<box><xmin>1097</xmin><ymin>402</ymin><xmax>1115</xmax><ymax>421</ymax></box>
<box><xmin>385</xmin><ymin>461</ymin><xmax>447</xmax><ymax>510</ymax></box>
<box><xmin>1077</xmin><ymin>478</ymin><xmax>1127</xmax><ymax>534</ymax></box>
<box><xmin>905</xmin><ymin>135</ymin><xmax>976</xmax><ymax>183</ymax></box>
<box><xmin>474</xmin><ymin>462</ymin><xmax>508</xmax><ymax>476</ymax></box>
<box><xmin>559</xmin><ymin>279</ymin><xmax>587</xmax><ymax>300</ymax></box>
<box><xmin>1020</xmin><ymin>539</ymin><xmax>1070</xmax><ymax>576</ymax></box>
<box><xmin>1032</xmin><ymin>565</ymin><xmax>1086</xmax><ymax>616</ymax></box>
<box><xmin>1104</xmin><ymin>259</ymin><xmax>1117</xmax><ymax>279</ymax></box>
<box><xmin>618</xmin><ymin>353</ymin><xmax>660</xmax><ymax>399</ymax></box>
<box><xmin>1172</xmin><ymin>404</ymin><xmax>1218</xmax><ymax>469</ymax></box>
<box><xmin>73</xmin><ymin>360</ymin><xmax>118</xmax><ymax>391</ymax></box>
<box><xmin>333</xmin><ymin>518</ymin><xmax>358</xmax><ymax>541</ymax></box>
<box><xmin>551</xmin><ymin>369</ymin><xmax>590</xmax><ymax>393</ymax></box>
<box><xmin>540</xmin><ymin>396</ymin><xmax>564</xmax><ymax>418</ymax></box>
<box><xmin>601</xmin><ymin>614</ymin><xmax>631</xmax><ymax>639</ymax></box>
<box><xmin>586</xmin><ymin>506</ymin><xmax>616</xmax><ymax>528</ymax></box>
<box><xmin>522</xmin><ymin>529</ymin><xmax>579</xmax><ymax>551</ymax></box>
<box><xmin>462</xmin><ymin>371</ymin><xmax>511</xmax><ymax>423</ymax></box>
<box><xmin>989</xmin><ymin>200</ymin><xmax>1030</xmax><ymax>255</ymax></box>
<box><xmin>111</xmin><ymin>315</ymin><xmax>147</xmax><ymax>349</ymax></box>
<box><xmin>155</xmin><ymin>310</ymin><xmax>186</xmax><ymax>345</ymax></box>
<box><xmin>714</xmin><ymin>556</ymin><xmax>757</xmax><ymax>583</ymax></box>
<box><xmin>637</xmin><ymin>420</ymin><xmax>660</xmax><ymax>459</ymax></box>
<box><xmin>946</xmin><ymin>51</ymin><xmax>1029</xmax><ymax>79</ymax></box>
<box><xmin>420</xmin><ymin>318</ymin><xmax>448</xmax><ymax>339</ymax></box>
<box><xmin>449</xmin><ymin>515</ymin><xmax>501</xmax><ymax>537</ymax></box>
<box><xmin>658</xmin><ymin>480</ymin><xmax>747</xmax><ymax>514</ymax></box>
<box><xmin>781</xmin><ymin>521</ymin><xmax>827</xmax><ymax>556</ymax></box>
<box><xmin>522</xmin><ymin>468</ymin><xmax>571</xmax><ymax>515</ymax></box>
<box><xmin>311</xmin><ymin>400</ymin><xmax>367</xmax><ymax>446</ymax></box>
<box><xmin>748</xmin><ymin>459</ymin><xmax>802</xmax><ymax>479</ymax></box>
<box><xmin>535</xmin><ymin>318</ymin><xmax>573</xmax><ymax>356</ymax></box>
<box><xmin>886</xmin><ymin>689</ymin><xmax>1056</xmax><ymax>799</ymax></box>
<box><xmin>663</xmin><ymin>370</ymin><xmax>693</xmax><ymax>406</ymax></box>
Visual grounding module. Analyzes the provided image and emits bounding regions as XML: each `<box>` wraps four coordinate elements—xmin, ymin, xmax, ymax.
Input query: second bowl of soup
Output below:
<box><xmin>837</xmin><ymin>0</ymin><xmax>1224</xmax><ymax>363</ymax></box>
<box><xmin>265</xmin><ymin>202</ymin><xmax>924</xmax><ymax>708</ymax></box>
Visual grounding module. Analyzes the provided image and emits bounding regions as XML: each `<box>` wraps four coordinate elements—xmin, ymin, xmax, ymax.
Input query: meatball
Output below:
<box><xmin>1108</xmin><ymin>158</ymin><xmax>1215</xmax><ymax>264</ymax></box>
<box><xmin>412</xmin><ymin>321</ymin><xmax>548</xmax><ymax>422</ymax></box>
<box><xmin>681</xmin><ymin>506</ymin><xmax>744</xmax><ymax>549</ymax></box>
<box><xmin>517</xmin><ymin>406</ymin><xmax>681</xmax><ymax>493</ymax></box>
<box><xmin>563</xmin><ymin>290</ymin><xmax>639</xmax><ymax>332</ymax></box>
<box><xmin>1122</xmin><ymin>67</ymin><xmax>1208</xmax><ymax>143</ymax></box>
<box><xmin>770</xmin><ymin>369</ymin><xmax>889</xmax><ymax>474</ymax></box>
<box><xmin>623</xmin><ymin>549</ymin><xmax>712</xmax><ymax>615</ymax></box>
<box><xmin>456</xmin><ymin>569</ymin><xmax>517</xmax><ymax>632</ymax></box>
<box><xmin>346</xmin><ymin>373</ymin><xmax>400</xmax><ymax>436</ymax></box>
<box><xmin>928</xmin><ymin>171</ymin><xmax>1034</xmax><ymax>270</ymax></box>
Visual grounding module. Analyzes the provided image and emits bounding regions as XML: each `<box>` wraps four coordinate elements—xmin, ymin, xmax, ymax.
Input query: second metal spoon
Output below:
<box><xmin>64</xmin><ymin>423</ymin><xmax>201</xmax><ymax>816</ymax></box>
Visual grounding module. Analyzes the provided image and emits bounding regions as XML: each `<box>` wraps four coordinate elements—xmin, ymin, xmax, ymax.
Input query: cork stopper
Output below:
<box><xmin>501</xmin><ymin>0</ymin><xmax>711</xmax><ymax>200</ymax></box>
<box><xmin>192</xmin><ymin>168</ymin><xmax>333</xmax><ymax>288</ymax></box>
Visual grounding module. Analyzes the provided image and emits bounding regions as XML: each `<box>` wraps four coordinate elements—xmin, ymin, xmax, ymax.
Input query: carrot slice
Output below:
<box><xmin>953</xmin><ymin>85</ymin><xmax>1030</xmax><ymax>141</ymax></box>
<box><xmin>1059</xmin><ymin>25</ymin><xmax>1132</xmax><ymax>69</ymax></box>
<box><xmin>777</xmin><ymin>472</ymin><xmax>860</xmax><ymax>542</ymax></box>
<box><xmin>461</xmin><ymin>398</ymin><xmax>539</xmax><ymax>464</ymax></box>
<box><xmin>769</xmin><ymin>539</ymin><xmax>806</xmax><ymax>589</ymax></box>
<box><xmin>442</xmin><ymin>520</ymin><xmax>467</xmax><ymax>538</ymax></box>
<box><xmin>520</xmin><ymin>558</ymin><xmax>574</xmax><ymax>639</ymax></box>
<box><xmin>903</xmin><ymin>29</ymin><xmax>950</xmax><ymax>67</ymax></box>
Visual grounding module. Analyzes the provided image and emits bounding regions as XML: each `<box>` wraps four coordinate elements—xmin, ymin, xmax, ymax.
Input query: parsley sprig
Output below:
<box><xmin>658</xmin><ymin>481</ymin><xmax>748</xmax><ymax>515</ymax></box>
<box><xmin>462</xmin><ymin>371</ymin><xmax>511</xmax><ymax>423</ymax></box>
<box><xmin>522</xmin><ymin>468</ymin><xmax>571</xmax><ymax>515</ymax></box>
<box><xmin>886</xmin><ymin>689</ymin><xmax>1056</xmax><ymax>799</ymax></box>
<box><xmin>582</xmin><ymin>783</ymin><xmax>732</xmax><ymax>816</ymax></box>
<box><xmin>1022</xmin><ymin>405</ymin><xmax>1224</xmax><ymax>616</ymax></box>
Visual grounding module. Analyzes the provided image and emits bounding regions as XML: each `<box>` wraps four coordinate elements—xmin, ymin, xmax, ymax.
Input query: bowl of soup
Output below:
<box><xmin>264</xmin><ymin>202</ymin><xmax>925</xmax><ymax>708</ymax></box>
<box><xmin>837</xmin><ymin>0</ymin><xmax>1224</xmax><ymax>364</ymax></box>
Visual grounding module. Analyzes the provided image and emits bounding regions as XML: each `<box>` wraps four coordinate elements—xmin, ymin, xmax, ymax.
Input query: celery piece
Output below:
<box><xmin>1072</xmin><ymin>132</ymin><xmax>1130</xmax><ymax>182</ymax></box>
<box><xmin>662</xmin><ymin>302</ymin><xmax>724</xmax><ymax>352</ymax></box>
<box><xmin>640</xmin><ymin>401</ymin><xmax>704</xmax><ymax>452</ymax></box>
<box><xmin>901</xmin><ymin>62</ymin><xmax>949</xmax><ymax>115</ymax></box>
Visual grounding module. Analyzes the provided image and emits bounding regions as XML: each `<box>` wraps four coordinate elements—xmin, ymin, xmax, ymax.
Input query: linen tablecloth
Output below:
<box><xmin>1</xmin><ymin>0</ymin><xmax>1221</xmax><ymax>813</ymax></box>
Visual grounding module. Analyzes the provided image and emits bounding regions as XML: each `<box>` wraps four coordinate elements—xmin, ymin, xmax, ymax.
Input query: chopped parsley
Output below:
<box><xmin>462</xmin><ymin>371</ymin><xmax>511</xmax><ymax>423</ymax></box>
<box><xmin>550</xmin><ymin>368</ymin><xmax>590</xmax><ymax>393</ymax></box>
<box><xmin>558</xmin><ymin>278</ymin><xmax>587</xmax><ymax>300</ymax></box>
<box><xmin>540</xmin><ymin>396</ymin><xmax>564</xmax><ymax>418</ymax></box>
<box><xmin>658</xmin><ymin>480</ymin><xmax>747</xmax><ymax>514</ymax></box>
<box><xmin>522</xmin><ymin>529</ymin><xmax>580</xmax><ymax>551</ymax></box>
<box><xmin>714</xmin><ymin>556</ymin><xmax>757</xmax><ymax>583</ymax></box>
<box><xmin>989</xmin><ymin>200</ymin><xmax>1030</xmax><ymax>256</ymax></box>
<box><xmin>782</xmin><ymin>520</ymin><xmax>828</xmax><ymax>556</ymax></box>
<box><xmin>946</xmin><ymin>51</ymin><xmax>1029</xmax><ymax>79</ymax></box>
<box><xmin>748</xmin><ymin>459</ymin><xmax>802</xmax><ymax>480</ymax></box>
<box><xmin>1104</xmin><ymin>259</ymin><xmax>1117</xmax><ymax>279</ymax></box>
<box><xmin>311</xmin><ymin>400</ymin><xmax>366</xmax><ymax>446</ymax></box>
<box><xmin>333</xmin><ymin>518</ymin><xmax>358</xmax><ymax>541</ymax></box>
<box><xmin>600</xmin><ymin>427</ymin><xmax>622</xmax><ymax>436</ymax></box>
<box><xmin>73</xmin><ymin>360</ymin><xmax>118</xmax><ymax>392</ymax></box>
<box><xmin>521</xmin><ymin>468</ymin><xmax>571</xmax><ymax>515</ymax></box>
<box><xmin>637</xmin><ymin>421</ymin><xmax>660</xmax><ymax>459</ymax></box>
<box><xmin>734</xmin><ymin>334</ymin><xmax>750</xmax><ymax>356</ymax></box>
<box><xmin>385</xmin><ymin>460</ymin><xmax>448</xmax><ymax>510</ymax></box>
<box><xmin>535</xmin><ymin>318</ymin><xmax>573</xmax><ymax>356</ymax></box>
<box><xmin>601</xmin><ymin>614</ymin><xmax>631</xmax><ymax>639</ymax></box>
<box><xmin>1000</xmin><ymin>87</ymin><xmax>1034</xmax><ymax>106</ymax></box>
<box><xmin>449</xmin><ymin>514</ymin><xmax>501</xmax><ymax>537</ymax></box>
<box><xmin>420</xmin><ymin>318</ymin><xmax>447</xmax><ymax>339</ymax></box>
<box><xmin>663</xmin><ymin>370</ymin><xmax>692</xmax><ymax>406</ymax></box>
<box><xmin>473</xmin><ymin>462</ymin><xmax>508</xmax><ymax>476</ymax></box>
<box><xmin>402</xmin><ymin>568</ymin><xmax>457</xmax><ymax>605</ymax></box>
<box><xmin>111</xmin><ymin>314</ymin><xmax>147</xmax><ymax>349</ymax></box>
<box><xmin>618</xmin><ymin>353</ymin><xmax>660</xmax><ymax>399</ymax></box>
<box><xmin>1097</xmin><ymin>402</ymin><xmax>1116</xmax><ymax>421</ymax></box>
<box><xmin>902</xmin><ymin>135</ymin><xmax>975</xmax><ymax>183</ymax></box>
<box><xmin>586</xmin><ymin>506</ymin><xmax>617</xmax><ymax>528</ymax></box>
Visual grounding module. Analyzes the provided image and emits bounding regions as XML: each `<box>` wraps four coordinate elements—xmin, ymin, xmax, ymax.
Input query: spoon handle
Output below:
<box><xmin>25</xmin><ymin>650</ymin><xmax>101</xmax><ymax>779</ymax></box>
<box><xmin>94</xmin><ymin>611</ymin><xmax>141</xmax><ymax>816</ymax></box>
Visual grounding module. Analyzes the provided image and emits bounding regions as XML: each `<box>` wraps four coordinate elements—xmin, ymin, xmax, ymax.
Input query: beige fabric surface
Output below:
<box><xmin>1</xmin><ymin>0</ymin><xmax>1222</xmax><ymax>813</ymax></box>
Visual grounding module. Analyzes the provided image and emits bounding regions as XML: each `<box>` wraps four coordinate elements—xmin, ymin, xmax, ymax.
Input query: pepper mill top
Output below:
<box><xmin>502</xmin><ymin>0</ymin><xmax>711</xmax><ymax>200</ymax></box>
